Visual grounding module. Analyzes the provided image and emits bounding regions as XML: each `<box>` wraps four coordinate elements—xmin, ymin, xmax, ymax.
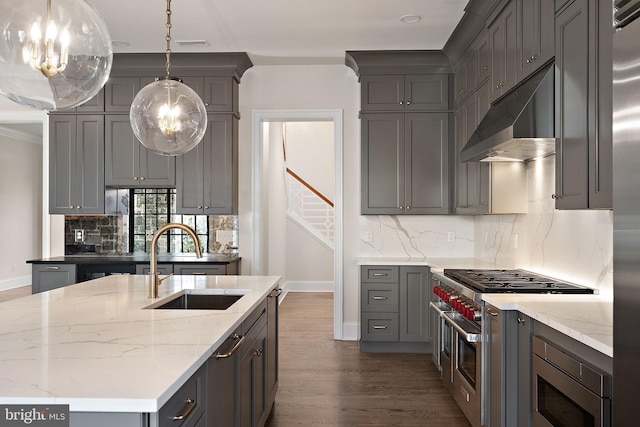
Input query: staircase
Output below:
<box><xmin>285</xmin><ymin>169</ymin><xmax>334</xmax><ymax>251</ymax></box>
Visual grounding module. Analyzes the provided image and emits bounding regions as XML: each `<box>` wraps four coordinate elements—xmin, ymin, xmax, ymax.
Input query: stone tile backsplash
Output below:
<box><xmin>65</xmin><ymin>215</ymin><xmax>238</xmax><ymax>255</ymax></box>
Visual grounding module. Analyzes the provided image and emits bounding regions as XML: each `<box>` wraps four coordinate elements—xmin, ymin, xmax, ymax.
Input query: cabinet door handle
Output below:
<box><xmin>399</xmin><ymin>206</ymin><xmax>404</xmax><ymax>210</ymax></box>
<box><xmin>215</xmin><ymin>334</ymin><xmax>245</xmax><ymax>359</ymax></box>
<box><xmin>372</xmin><ymin>296</ymin><xmax>388</xmax><ymax>300</ymax></box>
<box><xmin>551</xmin><ymin>194</ymin><xmax>563</xmax><ymax>199</ymax></box>
<box><xmin>483</xmin><ymin>65</ymin><xmax>489</xmax><ymax>71</ymax></box>
<box><xmin>197</xmin><ymin>206</ymin><xmax>203</xmax><ymax>209</ymax></box>
<box><xmin>133</xmin><ymin>176</ymin><xmax>138</xmax><ymax>180</ymax></box>
<box><xmin>372</xmin><ymin>325</ymin><xmax>388</xmax><ymax>330</ymax></box>
<box><xmin>406</xmin><ymin>100</ymin><xmax>411</xmax><ymax>105</ymax></box>
<box><xmin>45</xmin><ymin>266</ymin><xmax>60</xmax><ymax>270</ymax></box>
<box><xmin>76</xmin><ymin>205</ymin><xmax>81</xmax><ymax>209</ymax></box>
<box><xmin>140</xmin><ymin>176</ymin><xmax>145</xmax><ymax>180</ymax></box>
<box><xmin>517</xmin><ymin>317</ymin><xmax>526</xmax><ymax>324</ymax></box>
<box><xmin>255</xmin><ymin>347</ymin><xmax>264</xmax><ymax>357</ymax></box>
<box><xmin>406</xmin><ymin>205</ymin><xmax>411</xmax><ymax>210</ymax></box>
<box><xmin>204</xmin><ymin>206</ymin><xmax>209</xmax><ymax>209</ymax></box>
<box><xmin>399</xmin><ymin>101</ymin><xmax>404</xmax><ymax>105</ymax></box>
<box><xmin>269</xmin><ymin>288</ymin><xmax>283</xmax><ymax>298</ymax></box>
<box><xmin>172</xmin><ymin>398</ymin><xmax>197</xmax><ymax>421</ymax></box>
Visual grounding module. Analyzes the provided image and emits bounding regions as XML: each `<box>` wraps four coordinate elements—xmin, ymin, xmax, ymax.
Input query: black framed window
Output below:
<box><xmin>130</xmin><ymin>189</ymin><xmax>208</xmax><ymax>253</ymax></box>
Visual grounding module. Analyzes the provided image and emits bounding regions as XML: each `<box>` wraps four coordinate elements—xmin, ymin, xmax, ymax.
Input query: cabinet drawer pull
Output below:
<box><xmin>172</xmin><ymin>398</ymin><xmax>197</xmax><ymax>421</ymax></box>
<box><xmin>215</xmin><ymin>334</ymin><xmax>245</xmax><ymax>359</ymax></box>
<box><xmin>372</xmin><ymin>296</ymin><xmax>388</xmax><ymax>300</ymax></box>
<box><xmin>372</xmin><ymin>325</ymin><xmax>388</xmax><ymax>330</ymax></box>
<box><xmin>204</xmin><ymin>206</ymin><xmax>209</xmax><ymax>209</ymax></box>
<box><xmin>269</xmin><ymin>288</ymin><xmax>283</xmax><ymax>298</ymax></box>
<box><xmin>486</xmin><ymin>308</ymin><xmax>499</xmax><ymax>317</ymax></box>
<box><xmin>45</xmin><ymin>266</ymin><xmax>60</xmax><ymax>270</ymax></box>
<box><xmin>372</xmin><ymin>273</ymin><xmax>388</xmax><ymax>277</ymax></box>
<box><xmin>191</xmin><ymin>272</ymin><xmax>207</xmax><ymax>275</ymax></box>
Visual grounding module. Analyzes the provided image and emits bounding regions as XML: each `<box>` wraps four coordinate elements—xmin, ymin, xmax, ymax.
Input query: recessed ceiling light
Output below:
<box><xmin>112</xmin><ymin>40</ymin><xmax>130</xmax><ymax>47</ymax></box>
<box><xmin>400</xmin><ymin>15</ymin><xmax>422</xmax><ymax>24</ymax></box>
<box><xmin>176</xmin><ymin>40</ymin><xmax>209</xmax><ymax>46</ymax></box>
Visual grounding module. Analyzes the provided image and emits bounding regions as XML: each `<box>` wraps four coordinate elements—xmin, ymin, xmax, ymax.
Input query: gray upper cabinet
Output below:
<box><xmin>476</xmin><ymin>30</ymin><xmax>491</xmax><ymax>85</ymax></box>
<box><xmin>554</xmin><ymin>0</ymin><xmax>612</xmax><ymax>209</ymax></box>
<box><xmin>104</xmin><ymin>115</ymin><xmax>176</xmax><ymax>187</ymax></box>
<box><xmin>176</xmin><ymin>115</ymin><xmax>237</xmax><ymax>215</ymax></box>
<box><xmin>179</xmin><ymin>76</ymin><xmax>238</xmax><ymax>113</ymax></box>
<box><xmin>360</xmin><ymin>74</ymin><xmax>448</xmax><ymax>111</ymax></box>
<box><xmin>489</xmin><ymin>0</ymin><xmax>518</xmax><ymax>102</ymax></box>
<box><xmin>361</xmin><ymin>112</ymin><xmax>449</xmax><ymax>215</ymax></box>
<box><xmin>104</xmin><ymin>77</ymin><xmax>154</xmax><ymax>112</ymax></box>
<box><xmin>453</xmin><ymin>49</ymin><xmax>478</xmax><ymax>106</ymax></box>
<box><xmin>517</xmin><ymin>0</ymin><xmax>555</xmax><ymax>81</ymax></box>
<box><xmin>49</xmin><ymin>115</ymin><xmax>105</xmax><ymax>214</ymax></box>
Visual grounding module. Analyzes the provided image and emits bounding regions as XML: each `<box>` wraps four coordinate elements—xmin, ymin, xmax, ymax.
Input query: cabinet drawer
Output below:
<box><xmin>361</xmin><ymin>283</ymin><xmax>398</xmax><ymax>313</ymax></box>
<box><xmin>32</xmin><ymin>264</ymin><xmax>77</xmax><ymax>293</ymax></box>
<box><xmin>158</xmin><ymin>364</ymin><xmax>206</xmax><ymax>427</ymax></box>
<box><xmin>242</xmin><ymin>299</ymin><xmax>267</xmax><ymax>336</ymax></box>
<box><xmin>361</xmin><ymin>265</ymin><xmax>399</xmax><ymax>283</ymax></box>
<box><xmin>174</xmin><ymin>264</ymin><xmax>226</xmax><ymax>275</ymax></box>
<box><xmin>361</xmin><ymin>313</ymin><xmax>399</xmax><ymax>341</ymax></box>
<box><xmin>135</xmin><ymin>264</ymin><xmax>173</xmax><ymax>275</ymax></box>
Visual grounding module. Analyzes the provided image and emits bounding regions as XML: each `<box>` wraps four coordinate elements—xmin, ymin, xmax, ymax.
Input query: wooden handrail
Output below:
<box><xmin>286</xmin><ymin>168</ymin><xmax>334</xmax><ymax>208</ymax></box>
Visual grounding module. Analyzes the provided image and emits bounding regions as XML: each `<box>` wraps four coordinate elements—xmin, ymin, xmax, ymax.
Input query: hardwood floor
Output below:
<box><xmin>266</xmin><ymin>292</ymin><xmax>471</xmax><ymax>427</ymax></box>
<box><xmin>0</xmin><ymin>286</ymin><xmax>31</xmax><ymax>303</ymax></box>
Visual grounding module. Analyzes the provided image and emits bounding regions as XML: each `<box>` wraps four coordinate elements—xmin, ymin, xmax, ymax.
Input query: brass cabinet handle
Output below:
<box><xmin>551</xmin><ymin>194</ymin><xmax>563</xmax><ymax>199</ymax></box>
<box><xmin>406</xmin><ymin>100</ymin><xmax>411</xmax><ymax>105</ymax></box>
<box><xmin>172</xmin><ymin>398</ymin><xmax>197</xmax><ymax>421</ymax></box>
<box><xmin>268</xmin><ymin>288</ymin><xmax>283</xmax><ymax>298</ymax></box>
<box><xmin>215</xmin><ymin>334</ymin><xmax>245</xmax><ymax>359</ymax></box>
<box><xmin>197</xmin><ymin>206</ymin><xmax>203</xmax><ymax>209</ymax></box>
<box><xmin>486</xmin><ymin>308</ymin><xmax>499</xmax><ymax>317</ymax></box>
<box><xmin>399</xmin><ymin>101</ymin><xmax>404</xmax><ymax>105</ymax></box>
<box><xmin>140</xmin><ymin>176</ymin><xmax>145</xmax><ymax>180</ymax></box>
<box><xmin>406</xmin><ymin>206</ymin><xmax>411</xmax><ymax>210</ymax></box>
<box><xmin>517</xmin><ymin>317</ymin><xmax>526</xmax><ymax>324</ymax></box>
<box><xmin>133</xmin><ymin>176</ymin><xmax>138</xmax><ymax>180</ymax></box>
<box><xmin>204</xmin><ymin>206</ymin><xmax>209</xmax><ymax>209</ymax></box>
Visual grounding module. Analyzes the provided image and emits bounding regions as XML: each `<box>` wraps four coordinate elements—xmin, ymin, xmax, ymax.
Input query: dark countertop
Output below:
<box><xmin>27</xmin><ymin>254</ymin><xmax>241</xmax><ymax>264</ymax></box>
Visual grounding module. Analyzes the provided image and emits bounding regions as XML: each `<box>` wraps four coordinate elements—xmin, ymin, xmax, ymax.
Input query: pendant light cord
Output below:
<box><xmin>165</xmin><ymin>0</ymin><xmax>172</xmax><ymax>78</ymax></box>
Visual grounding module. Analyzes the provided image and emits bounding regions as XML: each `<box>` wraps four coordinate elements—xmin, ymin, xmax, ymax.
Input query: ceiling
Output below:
<box><xmin>90</xmin><ymin>0</ymin><xmax>468</xmax><ymax>65</ymax></box>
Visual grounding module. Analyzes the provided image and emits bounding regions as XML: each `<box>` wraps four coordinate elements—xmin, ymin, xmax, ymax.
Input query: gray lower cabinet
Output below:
<box><xmin>361</xmin><ymin>113</ymin><xmax>449</xmax><ymax>215</ymax></box>
<box><xmin>554</xmin><ymin>0</ymin><xmax>612</xmax><ymax>209</ymax></box>
<box><xmin>32</xmin><ymin>264</ymin><xmax>77</xmax><ymax>294</ymax></box>
<box><xmin>135</xmin><ymin>264</ymin><xmax>174</xmax><ymax>275</ymax></box>
<box><xmin>104</xmin><ymin>115</ymin><xmax>176</xmax><ymax>187</ymax></box>
<box><xmin>49</xmin><ymin>115</ymin><xmax>105</xmax><ymax>214</ymax></box>
<box><xmin>239</xmin><ymin>300</ymin><xmax>269</xmax><ymax>427</ymax></box>
<box><xmin>174</xmin><ymin>264</ymin><xmax>231</xmax><ymax>276</ymax></box>
<box><xmin>360</xmin><ymin>265</ymin><xmax>430</xmax><ymax>351</ymax></box>
<box><xmin>176</xmin><ymin>115</ymin><xmax>237</xmax><ymax>215</ymax></box>
<box><xmin>483</xmin><ymin>305</ymin><xmax>532</xmax><ymax>427</ymax></box>
<box><xmin>207</xmin><ymin>329</ymin><xmax>242</xmax><ymax>427</ymax></box>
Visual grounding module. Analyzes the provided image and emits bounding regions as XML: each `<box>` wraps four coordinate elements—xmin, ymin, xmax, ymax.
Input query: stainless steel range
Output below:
<box><xmin>429</xmin><ymin>269</ymin><xmax>594</xmax><ymax>427</ymax></box>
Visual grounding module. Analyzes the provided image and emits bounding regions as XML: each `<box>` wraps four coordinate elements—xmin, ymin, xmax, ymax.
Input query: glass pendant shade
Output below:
<box><xmin>0</xmin><ymin>0</ymin><xmax>113</xmax><ymax>111</ymax></box>
<box><xmin>130</xmin><ymin>77</ymin><xmax>208</xmax><ymax>156</ymax></box>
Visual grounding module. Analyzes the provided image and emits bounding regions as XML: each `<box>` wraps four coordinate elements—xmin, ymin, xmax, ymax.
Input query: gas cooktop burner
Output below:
<box><xmin>443</xmin><ymin>269</ymin><xmax>594</xmax><ymax>294</ymax></box>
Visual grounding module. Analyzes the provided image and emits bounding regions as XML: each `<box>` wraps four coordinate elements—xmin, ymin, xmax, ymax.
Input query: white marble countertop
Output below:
<box><xmin>0</xmin><ymin>275</ymin><xmax>280</xmax><ymax>413</ymax></box>
<box><xmin>483</xmin><ymin>294</ymin><xmax>613</xmax><ymax>358</ymax></box>
<box><xmin>356</xmin><ymin>257</ymin><xmax>512</xmax><ymax>271</ymax></box>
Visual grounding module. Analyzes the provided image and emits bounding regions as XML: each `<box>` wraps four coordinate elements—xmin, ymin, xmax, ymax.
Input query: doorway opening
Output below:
<box><xmin>252</xmin><ymin>110</ymin><xmax>344</xmax><ymax>339</ymax></box>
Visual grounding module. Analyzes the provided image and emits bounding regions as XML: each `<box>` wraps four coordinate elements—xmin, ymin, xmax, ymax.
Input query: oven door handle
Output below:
<box><xmin>429</xmin><ymin>301</ymin><xmax>452</xmax><ymax>317</ymax></box>
<box><xmin>442</xmin><ymin>312</ymin><xmax>482</xmax><ymax>343</ymax></box>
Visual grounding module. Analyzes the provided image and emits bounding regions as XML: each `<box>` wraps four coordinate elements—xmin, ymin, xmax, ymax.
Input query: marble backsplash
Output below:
<box><xmin>357</xmin><ymin>155</ymin><xmax>613</xmax><ymax>296</ymax></box>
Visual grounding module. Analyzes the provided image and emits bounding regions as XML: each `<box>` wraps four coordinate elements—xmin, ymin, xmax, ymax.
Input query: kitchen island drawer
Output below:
<box><xmin>174</xmin><ymin>264</ymin><xmax>227</xmax><ymax>276</ymax></box>
<box><xmin>158</xmin><ymin>364</ymin><xmax>206</xmax><ymax>427</ymax></box>
<box><xmin>361</xmin><ymin>265</ymin><xmax>399</xmax><ymax>283</ymax></box>
<box><xmin>32</xmin><ymin>264</ymin><xmax>77</xmax><ymax>294</ymax></box>
<box><xmin>361</xmin><ymin>313</ymin><xmax>400</xmax><ymax>341</ymax></box>
<box><xmin>361</xmin><ymin>283</ymin><xmax>399</xmax><ymax>312</ymax></box>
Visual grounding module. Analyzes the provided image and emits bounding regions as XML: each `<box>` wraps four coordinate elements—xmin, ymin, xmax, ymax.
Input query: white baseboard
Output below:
<box><xmin>0</xmin><ymin>276</ymin><xmax>31</xmax><ymax>292</ymax></box>
<box><xmin>342</xmin><ymin>322</ymin><xmax>359</xmax><ymax>341</ymax></box>
<box><xmin>282</xmin><ymin>281</ymin><xmax>333</xmax><ymax>292</ymax></box>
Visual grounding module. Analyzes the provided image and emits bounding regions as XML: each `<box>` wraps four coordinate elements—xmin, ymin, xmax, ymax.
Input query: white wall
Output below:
<box><xmin>0</xmin><ymin>133</ymin><xmax>42</xmax><ymax>289</ymax></box>
<box><xmin>474</xmin><ymin>155</ymin><xmax>613</xmax><ymax>297</ymax></box>
<box><xmin>284</xmin><ymin>121</ymin><xmax>335</xmax><ymax>201</ymax></box>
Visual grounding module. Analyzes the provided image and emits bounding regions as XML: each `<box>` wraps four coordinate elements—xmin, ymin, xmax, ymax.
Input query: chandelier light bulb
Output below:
<box><xmin>0</xmin><ymin>0</ymin><xmax>113</xmax><ymax>110</ymax></box>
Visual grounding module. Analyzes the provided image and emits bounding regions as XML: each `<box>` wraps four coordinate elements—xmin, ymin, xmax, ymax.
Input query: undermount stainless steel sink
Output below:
<box><xmin>147</xmin><ymin>291</ymin><xmax>246</xmax><ymax>310</ymax></box>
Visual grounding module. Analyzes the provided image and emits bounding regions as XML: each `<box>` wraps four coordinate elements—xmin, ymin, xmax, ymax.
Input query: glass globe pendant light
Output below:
<box><xmin>129</xmin><ymin>0</ymin><xmax>207</xmax><ymax>157</ymax></box>
<box><xmin>0</xmin><ymin>0</ymin><xmax>113</xmax><ymax>110</ymax></box>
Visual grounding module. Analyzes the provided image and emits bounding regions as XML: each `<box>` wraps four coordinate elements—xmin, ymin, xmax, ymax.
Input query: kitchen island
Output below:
<box><xmin>0</xmin><ymin>274</ymin><xmax>280</xmax><ymax>426</ymax></box>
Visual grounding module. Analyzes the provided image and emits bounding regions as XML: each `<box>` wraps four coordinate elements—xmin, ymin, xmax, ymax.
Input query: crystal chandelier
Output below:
<box><xmin>0</xmin><ymin>0</ymin><xmax>113</xmax><ymax>110</ymax></box>
<box><xmin>129</xmin><ymin>0</ymin><xmax>207</xmax><ymax>157</ymax></box>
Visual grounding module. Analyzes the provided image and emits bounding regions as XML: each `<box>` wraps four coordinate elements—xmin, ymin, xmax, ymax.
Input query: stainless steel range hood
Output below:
<box><xmin>460</xmin><ymin>62</ymin><xmax>555</xmax><ymax>162</ymax></box>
